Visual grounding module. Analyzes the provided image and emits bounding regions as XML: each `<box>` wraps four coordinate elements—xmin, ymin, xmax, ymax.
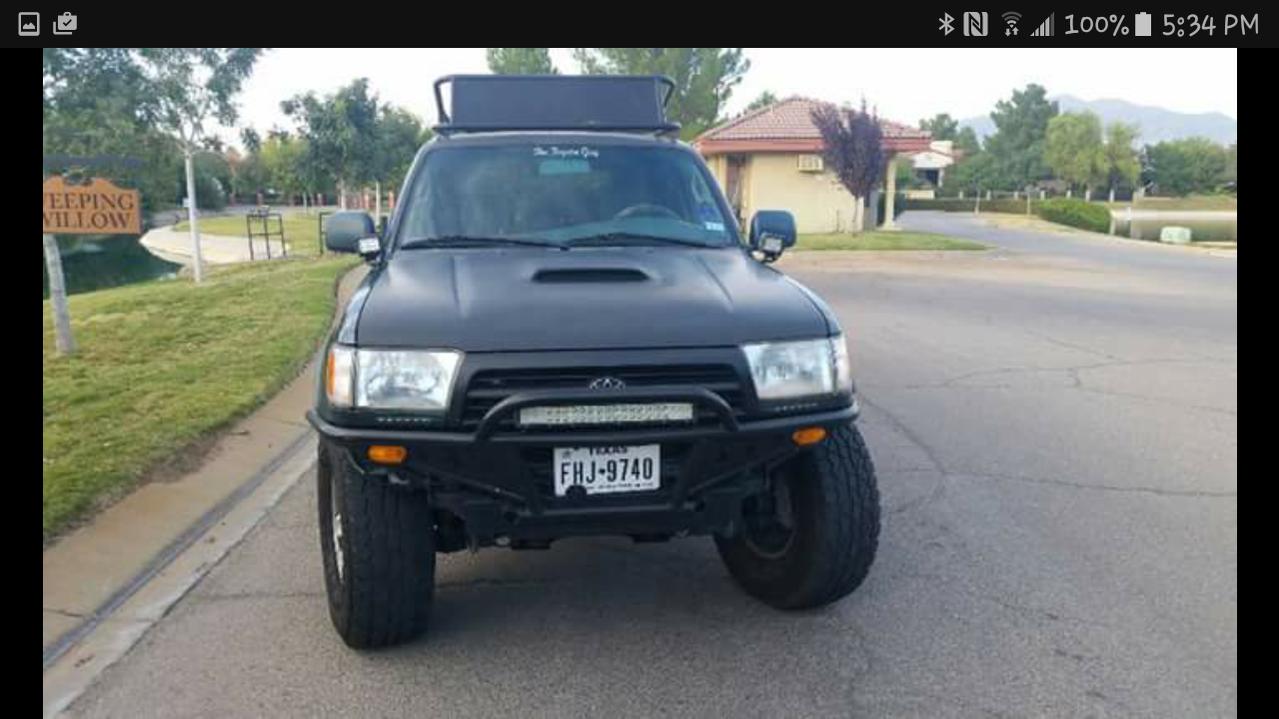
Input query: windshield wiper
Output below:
<box><xmin>399</xmin><ymin>235</ymin><xmax>564</xmax><ymax>250</ymax></box>
<box><xmin>565</xmin><ymin>232</ymin><xmax>714</xmax><ymax>248</ymax></box>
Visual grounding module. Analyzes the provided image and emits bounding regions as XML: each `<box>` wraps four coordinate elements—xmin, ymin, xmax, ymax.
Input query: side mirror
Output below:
<box><xmin>749</xmin><ymin>210</ymin><xmax>797</xmax><ymax>263</ymax></box>
<box><xmin>325</xmin><ymin>211</ymin><xmax>381</xmax><ymax>259</ymax></box>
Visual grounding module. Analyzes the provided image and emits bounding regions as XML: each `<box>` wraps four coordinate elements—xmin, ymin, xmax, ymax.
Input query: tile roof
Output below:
<box><xmin>695</xmin><ymin>96</ymin><xmax>931</xmax><ymax>154</ymax></box>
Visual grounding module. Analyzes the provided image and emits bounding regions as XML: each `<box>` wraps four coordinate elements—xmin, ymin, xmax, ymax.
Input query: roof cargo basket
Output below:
<box><xmin>433</xmin><ymin>75</ymin><xmax>680</xmax><ymax>136</ymax></box>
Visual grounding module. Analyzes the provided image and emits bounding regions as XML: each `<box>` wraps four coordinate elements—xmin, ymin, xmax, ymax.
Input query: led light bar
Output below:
<box><xmin>518</xmin><ymin>403</ymin><xmax>694</xmax><ymax>427</ymax></box>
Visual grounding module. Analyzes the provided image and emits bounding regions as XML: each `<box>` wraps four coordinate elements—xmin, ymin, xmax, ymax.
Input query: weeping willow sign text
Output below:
<box><xmin>43</xmin><ymin>175</ymin><xmax>141</xmax><ymax>235</ymax></box>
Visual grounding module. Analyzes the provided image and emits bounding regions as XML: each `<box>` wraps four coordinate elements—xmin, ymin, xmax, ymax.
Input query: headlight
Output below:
<box><xmin>325</xmin><ymin>346</ymin><xmax>462</xmax><ymax>412</ymax></box>
<box><xmin>742</xmin><ymin>336</ymin><xmax>852</xmax><ymax>401</ymax></box>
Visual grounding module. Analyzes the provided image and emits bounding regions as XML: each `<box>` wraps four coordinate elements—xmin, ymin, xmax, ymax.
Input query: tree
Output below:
<box><xmin>743</xmin><ymin>90</ymin><xmax>778</xmax><ymax>114</ymax></box>
<box><xmin>285</xmin><ymin>80</ymin><xmax>428</xmax><ymax>217</ymax></box>
<box><xmin>378</xmin><ymin>107</ymin><xmax>426</xmax><ymax>189</ymax></box>
<box><xmin>572</xmin><ymin>48</ymin><xmax>749</xmax><ymax>138</ymax></box>
<box><xmin>371</xmin><ymin>106</ymin><xmax>426</xmax><ymax>222</ymax></box>
<box><xmin>240</xmin><ymin>127</ymin><xmax>262</xmax><ymax>155</ymax></box>
<box><xmin>43</xmin><ymin>48</ymin><xmax>184</xmax><ymax>214</ymax></box>
<box><xmin>919</xmin><ymin>113</ymin><xmax>959</xmax><ymax>140</ymax></box>
<box><xmin>192</xmin><ymin>150</ymin><xmax>231</xmax><ymax>209</ymax></box>
<box><xmin>486</xmin><ymin>48</ymin><xmax>557</xmax><ymax>74</ymax></box>
<box><xmin>224</xmin><ymin>145</ymin><xmax>266</xmax><ymax>204</ymax></box>
<box><xmin>810</xmin><ymin>100</ymin><xmax>886</xmax><ymax>232</ymax></box>
<box><xmin>1223</xmin><ymin>143</ymin><xmax>1237</xmax><ymax>191</ymax></box>
<box><xmin>257</xmin><ymin>134</ymin><xmax>294</xmax><ymax>202</ymax></box>
<box><xmin>283</xmin><ymin>78</ymin><xmax>380</xmax><ymax>210</ymax></box>
<box><xmin>135</xmin><ymin>48</ymin><xmax>262</xmax><ymax>282</ymax></box>
<box><xmin>919</xmin><ymin>113</ymin><xmax>980</xmax><ymax>157</ymax></box>
<box><xmin>948</xmin><ymin>152</ymin><xmax>998</xmax><ymax>196</ymax></box>
<box><xmin>984</xmin><ymin>84</ymin><xmax>1058</xmax><ymax>190</ymax></box>
<box><xmin>1143</xmin><ymin>137</ymin><xmax>1229</xmax><ymax>196</ymax></box>
<box><xmin>954</xmin><ymin>127</ymin><xmax>981</xmax><ymax>156</ymax></box>
<box><xmin>1044</xmin><ymin>111</ymin><xmax>1104</xmax><ymax>200</ymax></box>
<box><xmin>1101</xmin><ymin>122</ymin><xmax>1140</xmax><ymax>201</ymax></box>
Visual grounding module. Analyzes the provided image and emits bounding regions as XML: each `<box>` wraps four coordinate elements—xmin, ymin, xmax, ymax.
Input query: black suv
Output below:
<box><xmin>308</xmin><ymin>75</ymin><xmax>880</xmax><ymax>648</ymax></box>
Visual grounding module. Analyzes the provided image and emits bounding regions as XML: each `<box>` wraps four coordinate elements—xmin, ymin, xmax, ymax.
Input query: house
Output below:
<box><xmin>909</xmin><ymin>140</ymin><xmax>957</xmax><ymax>189</ymax></box>
<box><xmin>694</xmin><ymin>97</ymin><xmax>931</xmax><ymax>233</ymax></box>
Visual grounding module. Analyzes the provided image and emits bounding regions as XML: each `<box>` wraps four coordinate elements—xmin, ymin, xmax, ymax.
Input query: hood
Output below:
<box><xmin>353</xmin><ymin>247</ymin><xmax>830</xmax><ymax>351</ymax></box>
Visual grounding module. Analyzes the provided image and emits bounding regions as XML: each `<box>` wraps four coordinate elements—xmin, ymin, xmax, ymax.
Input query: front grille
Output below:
<box><xmin>460</xmin><ymin>364</ymin><xmax>745</xmax><ymax>431</ymax></box>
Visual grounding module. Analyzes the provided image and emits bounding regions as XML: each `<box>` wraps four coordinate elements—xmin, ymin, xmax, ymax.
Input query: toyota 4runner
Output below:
<box><xmin>308</xmin><ymin>75</ymin><xmax>880</xmax><ymax>648</ymax></box>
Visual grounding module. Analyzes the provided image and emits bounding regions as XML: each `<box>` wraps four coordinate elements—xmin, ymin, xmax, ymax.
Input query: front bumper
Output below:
<box><xmin>307</xmin><ymin>394</ymin><xmax>859</xmax><ymax>548</ymax></box>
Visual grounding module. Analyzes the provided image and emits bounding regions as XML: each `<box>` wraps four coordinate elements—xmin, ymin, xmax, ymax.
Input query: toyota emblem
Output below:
<box><xmin>588</xmin><ymin>376</ymin><xmax>626</xmax><ymax>390</ymax></box>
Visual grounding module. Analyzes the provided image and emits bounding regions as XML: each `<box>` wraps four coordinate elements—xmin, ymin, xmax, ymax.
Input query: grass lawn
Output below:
<box><xmin>43</xmin><ymin>255</ymin><xmax>357</xmax><ymax>541</ymax></box>
<box><xmin>174</xmin><ymin>211</ymin><xmax>332</xmax><ymax>257</ymax></box>
<box><xmin>796</xmin><ymin>231</ymin><xmax>987</xmax><ymax>251</ymax></box>
<box><xmin>977</xmin><ymin>214</ymin><xmax>1088</xmax><ymax>234</ymax></box>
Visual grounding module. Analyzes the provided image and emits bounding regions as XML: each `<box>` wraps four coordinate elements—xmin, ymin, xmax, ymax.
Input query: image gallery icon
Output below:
<box><xmin>964</xmin><ymin>11</ymin><xmax>988</xmax><ymax>36</ymax></box>
<box><xmin>18</xmin><ymin>11</ymin><xmax>39</xmax><ymax>36</ymax></box>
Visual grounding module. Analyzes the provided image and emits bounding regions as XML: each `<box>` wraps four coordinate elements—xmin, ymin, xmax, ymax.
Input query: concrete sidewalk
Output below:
<box><xmin>140</xmin><ymin>224</ymin><xmax>287</xmax><ymax>265</ymax></box>
<box><xmin>42</xmin><ymin>264</ymin><xmax>367</xmax><ymax>662</ymax></box>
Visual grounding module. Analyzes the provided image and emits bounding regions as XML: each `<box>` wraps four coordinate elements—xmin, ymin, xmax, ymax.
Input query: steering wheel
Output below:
<box><xmin>613</xmin><ymin>203</ymin><xmax>681</xmax><ymax>221</ymax></box>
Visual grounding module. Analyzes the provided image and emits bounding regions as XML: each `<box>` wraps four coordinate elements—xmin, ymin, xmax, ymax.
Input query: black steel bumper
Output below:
<box><xmin>307</xmin><ymin>392</ymin><xmax>858</xmax><ymax>547</ymax></box>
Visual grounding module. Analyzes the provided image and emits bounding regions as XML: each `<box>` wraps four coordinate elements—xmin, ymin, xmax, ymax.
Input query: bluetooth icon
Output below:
<box><xmin>939</xmin><ymin>12</ymin><xmax>955</xmax><ymax>34</ymax></box>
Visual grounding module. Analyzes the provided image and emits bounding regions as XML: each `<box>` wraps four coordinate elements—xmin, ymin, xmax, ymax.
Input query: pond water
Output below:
<box><xmin>1110</xmin><ymin>211</ymin><xmax>1238</xmax><ymax>243</ymax></box>
<box><xmin>42</xmin><ymin>235</ymin><xmax>181</xmax><ymax>298</ymax></box>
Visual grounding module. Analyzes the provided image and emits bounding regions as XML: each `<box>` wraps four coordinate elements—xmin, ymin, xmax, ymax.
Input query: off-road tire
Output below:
<box><xmin>715</xmin><ymin>422</ymin><xmax>880</xmax><ymax>609</ymax></box>
<box><xmin>317</xmin><ymin>442</ymin><xmax>435</xmax><ymax>648</ymax></box>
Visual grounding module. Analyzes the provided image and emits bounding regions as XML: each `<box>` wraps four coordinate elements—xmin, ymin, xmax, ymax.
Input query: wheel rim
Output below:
<box><xmin>741</xmin><ymin>473</ymin><xmax>796</xmax><ymax>559</ymax></box>
<box><xmin>330</xmin><ymin>473</ymin><xmax>345</xmax><ymax>583</ymax></box>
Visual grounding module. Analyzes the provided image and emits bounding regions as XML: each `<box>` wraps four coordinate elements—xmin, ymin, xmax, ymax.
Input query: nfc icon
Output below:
<box><xmin>963</xmin><ymin>11</ymin><xmax>989</xmax><ymax>36</ymax></box>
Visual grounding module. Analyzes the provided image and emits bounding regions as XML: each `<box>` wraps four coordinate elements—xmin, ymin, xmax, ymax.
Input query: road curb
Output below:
<box><xmin>42</xmin><ymin>432</ymin><xmax>319</xmax><ymax>718</ymax></box>
<box><xmin>42</xmin><ymin>263</ymin><xmax>367</xmax><ymax>716</ymax></box>
<box><xmin>42</xmin><ymin>427</ymin><xmax>313</xmax><ymax>671</ymax></box>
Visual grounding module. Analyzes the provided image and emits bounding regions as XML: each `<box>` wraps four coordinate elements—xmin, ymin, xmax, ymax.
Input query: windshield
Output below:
<box><xmin>395</xmin><ymin>143</ymin><xmax>737</xmax><ymax>249</ymax></box>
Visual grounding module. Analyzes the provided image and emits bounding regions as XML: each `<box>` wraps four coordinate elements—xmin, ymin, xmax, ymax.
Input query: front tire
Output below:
<box><xmin>317</xmin><ymin>442</ymin><xmax>435</xmax><ymax>648</ymax></box>
<box><xmin>715</xmin><ymin>422</ymin><xmax>880</xmax><ymax>609</ymax></box>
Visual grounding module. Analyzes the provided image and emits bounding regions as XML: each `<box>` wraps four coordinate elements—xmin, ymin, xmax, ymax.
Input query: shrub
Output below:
<box><xmin>904</xmin><ymin>198</ymin><xmax>975</xmax><ymax>212</ymax></box>
<box><xmin>174</xmin><ymin>167</ymin><xmax>228</xmax><ymax>211</ymax></box>
<box><xmin>979</xmin><ymin>198</ymin><xmax>1034</xmax><ymax>214</ymax></box>
<box><xmin>194</xmin><ymin>171</ymin><xmax>228</xmax><ymax>211</ymax></box>
<box><xmin>903</xmin><ymin>197</ymin><xmax>1035</xmax><ymax>214</ymax></box>
<box><xmin>1034</xmin><ymin>198</ymin><xmax>1111</xmax><ymax>233</ymax></box>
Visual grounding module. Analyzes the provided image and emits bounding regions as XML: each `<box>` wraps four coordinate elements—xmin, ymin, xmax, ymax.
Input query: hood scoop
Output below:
<box><xmin>532</xmin><ymin>267</ymin><xmax>651</xmax><ymax>283</ymax></box>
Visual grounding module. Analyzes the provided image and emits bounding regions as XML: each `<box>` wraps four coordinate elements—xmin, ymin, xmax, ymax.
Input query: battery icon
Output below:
<box><xmin>1134</xmin><ymin>12</ymin><xmax>1152</xmax><ymax>36</ymax></box>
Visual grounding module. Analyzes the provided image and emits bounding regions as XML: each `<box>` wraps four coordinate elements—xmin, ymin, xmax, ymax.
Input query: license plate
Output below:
<box><xmin>553</xmin><ymin>444</ymin><xmax>661</xmax><ymax>496</ymax></box>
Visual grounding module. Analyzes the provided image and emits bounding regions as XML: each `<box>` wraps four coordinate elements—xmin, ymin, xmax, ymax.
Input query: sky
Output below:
<box><xmin>215</xmin><ymin>48</ymin><xmax>1237</xmax><ymax>149</ymax></box>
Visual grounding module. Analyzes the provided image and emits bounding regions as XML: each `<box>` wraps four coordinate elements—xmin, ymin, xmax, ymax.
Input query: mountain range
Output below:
<box><xmin>959</xmin><ymin>95</ymin><xmax>1236</xmax><ymax>146</ymax></box>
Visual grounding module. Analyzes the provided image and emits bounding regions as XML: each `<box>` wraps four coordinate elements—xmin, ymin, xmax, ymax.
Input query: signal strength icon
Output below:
<box><xmin>1002</xmin><ymin>11</ymin><xmax>1022</xmax><ymax>35</ymax></box>
<box><xmin>1030</xmin><ymin>12</ymin><xmax>1055</xmax><ymax>36</ymax></box>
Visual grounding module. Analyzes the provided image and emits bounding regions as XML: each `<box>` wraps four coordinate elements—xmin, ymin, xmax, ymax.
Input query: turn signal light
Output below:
<box><xmin>792</xmin><ymin>427</ymin><xmax>828</xmax><ymax>446</ymax></box>
<box><xmin>368</xmin><ymin>445</ymin><xmax>408</xmax><ymax>465</ymax></box>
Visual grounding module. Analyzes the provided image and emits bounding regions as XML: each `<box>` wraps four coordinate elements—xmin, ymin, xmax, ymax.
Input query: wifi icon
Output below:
<box><xmin>1002</xmin><ymin>11</ymin><xmax>1022</xmax><ymax>36</ymax></box>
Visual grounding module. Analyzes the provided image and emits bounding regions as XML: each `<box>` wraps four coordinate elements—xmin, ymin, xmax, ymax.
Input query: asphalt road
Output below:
<box><xmin>70</xmin><ymin>212</ymin><xmax>1237</xmax><ymax>717</ymax></box>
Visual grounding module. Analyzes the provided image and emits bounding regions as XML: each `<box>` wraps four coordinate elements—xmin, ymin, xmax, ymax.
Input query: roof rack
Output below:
<box><xmin>432</xmin><ymin>75</ymin><xmax>680</xmax><ymax>136</ymax></box>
